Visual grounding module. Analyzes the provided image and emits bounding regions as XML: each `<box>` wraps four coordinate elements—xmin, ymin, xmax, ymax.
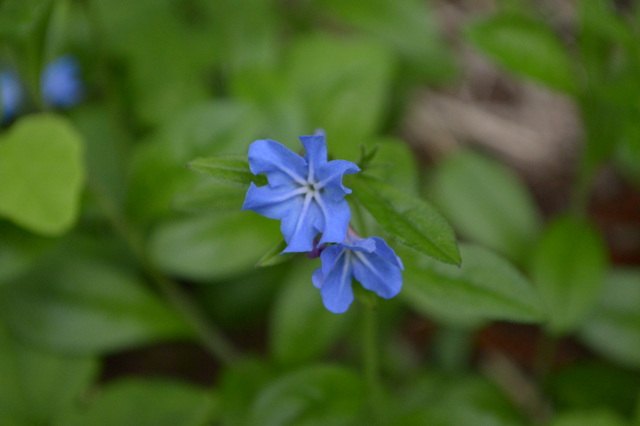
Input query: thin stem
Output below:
<box><xmin>361</xmin><ymin>303</ymin><xmax>384</xmax><ymax>425</ymax></box>
<box><xmin>89</xmin><ymin>181</ymin><xmax>238</xmax><ymax>365</ymax></box>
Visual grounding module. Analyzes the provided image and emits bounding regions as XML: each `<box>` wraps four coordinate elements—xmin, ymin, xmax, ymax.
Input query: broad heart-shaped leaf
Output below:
<box><xmin>465</xmin><ymin>12</ymin><xmax>577</xmax><ymax>93</ymax></box>
<box><xmin>348</xmin><ymin>175</ymin><xmax>461</xmax><ymax>265</ymax></box>
<box><xmin>186</xmin><ymin>155</ymin><xmax>266</xmax><ymax>187</ymax></box>
<box><xmin>579</xmin><ymin>269</ymin><xmax>640</xmax><ymax>369</ymax></box>
<box><xmin>0</xmin><ymin>114</ymin><xmax>84</xmax><ymax>236</ymax></box>
<box><xmin>0</xmin><ymin>321</ymin><xmax>98</xmax><ymax>425</ymax></box>
<box><xmin>248</xmin><ymin>365</ymin><xmax>366</xmax><ymax>426</ymax></box>
<box><xmin>428</xmin><ymin>149</ymin><xmax>541</xmax><ymax>266</ymax></box>
<box><xmin>401</xmin><ymin>244</ymin><xmax>544</xmax><ymax>327</ymax></box>
<box><xmin>0</xmin><ymin>245</ymin><xmax>191</xmax><ymax>355</ymax></box>
<box><xmin>270</xmin><ymin>262</ymin><xmax>350</xmax><ymax>366</ymax></box>
<box><xmin>56</xmin><ymin>378</ymin><xmax>216</xmax><ymax>426</ymax></box>
<box><xmin>531</xmin><ymin>215</ymin><xmax>608</xmax><ymax>336</ymax></box>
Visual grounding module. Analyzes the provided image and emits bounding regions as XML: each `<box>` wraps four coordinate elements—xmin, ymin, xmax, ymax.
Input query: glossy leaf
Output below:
<box><xmin>58</xmin><ymin>378</ymin><xmax>215</xmax><ymax>426</ymax></box>
<box><xmin>0</xmin><ymin>114</ymin><xmax>84</xmax><ymax>235</ymax></box>
<box><xmin>402</xmin><ymin>244</ymin><xmax>545</xmax><ymax>326</ymax></box>
<box><xmin>429</xmin><ymin>149</ymin><xmax>541</xmax><ymax>265</ymax></box>
<box><xmin>349</xmin><ymin>175</ymin><xmax>461</xmax><ymax>265</ymax></box>
<box><xmin>531</xmin><ymin>215</ymin><xmax>607</xmax><ymax>336</ymax></box>
<box><xmin>580</xmin><ymin>269</ymin><xmax>640</xmax><ymax>368</ymax></box>
<box><xmin>248</xmin><ymin>365</ymin><xmax>365</xmax><ymax>426</ymax></box>
<box><xmin>270</xmin><ymin>262</ymin><xmax>350</xmax><ymax>365</ymax></box>
<box><xmin>0</xmin><ymin>248</ymin><xmax>190</xmax><ymax>354</ymax></box>
<box><xmin>0</xmin><ymin>321</ymin><xmax>98</xmax><ymax>425</ymax></box>
<box><xmin>466</xmin><ymin>12</ymin><xmax>576</xmax><ymax>93</ymax></box>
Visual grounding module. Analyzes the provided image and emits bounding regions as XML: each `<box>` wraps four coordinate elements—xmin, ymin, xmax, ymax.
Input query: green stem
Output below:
<box><xmin>362</xmin><ymin>303</ymin><xmax>384</xmax><ymax>425</ymax></box>
<box><xmin>89</xmin><ymin>181</ymin><xmax>238</xmax><ymax>365</ymax></box>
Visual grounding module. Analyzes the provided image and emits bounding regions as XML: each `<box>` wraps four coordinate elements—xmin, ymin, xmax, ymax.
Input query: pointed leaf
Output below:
<box><xmin>349</xmin><ymin>175</ymin><xmax>460</xmax><ymax>265</ymax></box>
<box><xmin>186</xmin><ymin>155</ymin><xmax>266</xmax><ymax>187</ymax></box>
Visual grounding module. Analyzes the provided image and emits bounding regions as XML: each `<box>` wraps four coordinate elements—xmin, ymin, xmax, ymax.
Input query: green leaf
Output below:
<box><xmin>580</xmin><ymin>269</ymin><xmax>640</xmax><ymax>368</ymax></box>
<box><xmin>0</xmin><ymin>244</ymin><xmax>190</xmax><ymax>354</ymax></box>
<box><xmin>248</xmin><ymin>365</ymin><xmax>365</xmax><ymax>426</ymax></box>
<box><xmin>549</xmin><ymin>409</ymin><xmax>628</xmax><ymax>426</ymax></box>
<box><xmin>349</xmin><ymin>175</ymin><xmax>460</xmax><ymax>265</ymax></box>
<box><xmin>286</xmin><ymin>34</ymin><xmax>395</xmax><ymax>160</ymax></box>
<box><xmin>428</xmin><ymin>149</ymin><xmax>541</xmax><ymax>265</ymax></box>
<box><xmin>466</xmin><ymin>12</ymin><xmax>576</xmax><ymax>93</ymax></box>
<box><xmin>186</xmin><ymin>155</ymin><xmax>266</xmax><ymax>187</ymax></box>
<box><xmin>0</xmin><ymin>114</ymin><xmax>84</xmax><ymax>236</ymax></box>
<box><xmin>531</xmin><ymin>215</ymin><xmax>608</xmax><ymax>336</ymax></box>
<box><xmin>171</xmin><ymin>179</ymin><xmax>247</xmax><ymax>214</ymax></box>
<box><xmin>402</xmin><ymin>244</ymin><xmax>545</xmax><ymax>326</ymax></box>
<box><xmin>256</xmin><ymin>239</ymin><xmax>295</xmax><ymax>267</ymax></box>
<box><xmin>0</xmin><ymin>321</ymin><xmax>98</xmax><ymax>425</ymax></box>
<box><xmin>58</xmin><ymin>378</ymin><xmax>215</xmax><ymax>426</ymax></box>
<box><xmin>0</xmin><ymin>222</ymin><xmax>55</xmax><ymax>285</ymax></box>
<box><xmin>270</xmin><ymin>262</ymin><xmax>350</xmax><ymax>366</ymax></box>
<box><xmin>150</xmin><ymin>212</ymin><xmax>281</xmax><ymax>281</ymax></box>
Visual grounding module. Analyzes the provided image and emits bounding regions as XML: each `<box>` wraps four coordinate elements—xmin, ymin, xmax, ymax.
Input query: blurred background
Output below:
<box><xmin>1</xmin><ymin>0</ymin><xmax>639</xmax><ymax>424</ymax></box>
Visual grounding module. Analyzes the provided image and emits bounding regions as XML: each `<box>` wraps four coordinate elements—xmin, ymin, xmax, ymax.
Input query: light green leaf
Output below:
<box><xmin>402</xmin><ymin>244</ymin><xmax>545</xmax><ymax>326</ymax></box>
<box><xmin>531</xmin><ymin>215</ymin><xmax>607</xmax><ymax>336</ymax></box>
<box><xmin>0</xmin><ymin>114</ymin><xmax>84</xmax><ymax>236</ymax></box>
<box><xmin>270</xmin><ymin>262</ymin><xmax>350</xmax><ymax>366</ymax></box>
<box><xmin>0</xmin><ymin>246</ymin><xmax>190</xmax><ymax>354</ymax></box>
<box><xmin>171</xmin><ymin>179</ymin><xmax>247</xmax><ymax>214</ymax></box>
<box><xmin>466</xmin><ymin>12</ymin><xmax>576</xmax><ymax>93</ymax></box>
<box><xmin>429</xmin><ymin>149</ymin><xmax>541</xmax><ymax>266</ymax></box>
<box><xmin>256</xmin><ymin>239</ymin><xmax>294</xmax><ymax>267</ymax></box>
<box><xmin>549</xmin><ymin>409</ymin><xmax>627</xmax><ymax>426</ymax></box>
<box><xmin>0</xmin><ymin>321</ymin><xmax>98</xmax><ymax>425</ymax></box>
<box><xmin>150</xmin><ymin>212</ymin><xmax>281</xmax><ymax>281</ymax></box>
<box><xmin>186</xmin><ymin>155</ymin><xmax>266</xmax><ymax>187</ymax></box>
<box><xmin>580</xmin><ymin>269</ymin><xmax>640</xmax><ymax>368</ymax></box>
<box><xmin>248</xmin><ymin>365</ymin><xmax>365</xmax><ymax>426</ymax></box>
<box><xmin>349</xmin><ymin>175</ymin><xmax>460</xmax><ymax>265</ymax></box>
<box><xmin>58</xmin><ymin>378</ymin><xmax>215</xmax><ymax>426</ymax></box>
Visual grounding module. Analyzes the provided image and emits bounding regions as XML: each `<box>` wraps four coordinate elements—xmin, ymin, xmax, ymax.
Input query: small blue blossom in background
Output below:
<box><xmin>41</xmin><ymin>55</ymin><xmax>84</xmax><ymax>109</ymax></box>
<box><xmin>312</xmin><ymin>229</ymin><xmax>403</xmax><ymax>313</ymax></box>
<box><xmin>0</xmin><ymin>71</ymin><xmax>23</xmax><ymax>123</ymax></box>
<box><xmin>243</xmin><ymin>135</ymin><xmax>360</xmax><ymax>253</ymax></box>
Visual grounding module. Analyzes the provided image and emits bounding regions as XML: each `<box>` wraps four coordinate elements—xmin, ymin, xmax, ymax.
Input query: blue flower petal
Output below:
<box><xmin>316</xmin><ymin>160</ymin><xmax>360</xmax><ymax>200</ymax></box>
<box><xmin>248</xmin><ymin>139</ymin><xmax>308</xmax><ymax>187</ymax></box>
<box><xmin>242</xmin><ymin>182</ymin><xmax>304</xmax><ymax>219</ymax></box>
<box><xmin>280</xmin><ymin>194</ymin><xmax>324</xmax><ymax>253</ymax></box>
<box><xmin>300</xmin><ymin>134</ymin><xmax>327</xmax><ymax>176</ymax></box>
<box><xmin>351</xmin><ymin>240</ymin><xmax>403</xmax><ymax>299</ymax></box>
<box><xmin>1</xmin><ymin>71</ymin><xmax>23</xmax><ymax>122</ymax></box>
<box><xmin>316</xmin><ymin>198</ymin><xmax>351</xmax><ymax>245</ymax></box>
<box><xmin>41</xmin><ymin>55</ymin><xmax>84</xmax><ymax>108</ymax></box>
<box><xmin>318</xmin><ymin>247</ymin><xmax>355</xmax><ymax>313</ymax></box>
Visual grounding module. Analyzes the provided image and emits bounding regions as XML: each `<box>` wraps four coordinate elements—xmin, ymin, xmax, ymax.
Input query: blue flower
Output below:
<box><xmin>1</xmin><ymin>71</ymin><xmax>23</xmax><ymax>123</ymax></box>
<box><xmin>243</xmin><ymin>135</ymin><xmax>360</xmax><ymax>253</ymax></box>
<box><xmin>41</xmin><ymin>55</ymin><xmax>84</xmax><ymax>109</ymax></box>
<box><xmin>312</xmin><ymin>231</ymin><xmax>403</xmax><ymax>313</ymax></box>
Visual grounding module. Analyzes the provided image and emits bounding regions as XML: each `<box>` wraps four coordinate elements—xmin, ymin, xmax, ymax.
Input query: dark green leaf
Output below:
<box><xmin>402</xmin><ymin>244</ymin><xmax>545</xmax><ymax>326</ymax></box>
<box><xmin>0</xmin><ymin>114</ymin><xmax>85</xmax><ymax>236</ymax></box>
<box><xmin>0</xmin><ymin>321</ymin><xmax>98</xmax><ymax>425</ymax></box>
<box><xmin>248</xmin><ymin>365</ymin><xmax>365</xmax><ymax>426</ymax></box>
<box><xmin>531</xmin><ymin>215</ymin><xmax>608</xmax><ymax>336</ymax></box>
<box><xmin>186</xmin><ymin>155</ymin><xmax>266</xmax><ymax>187</ymax></box>
<box><xmin>270</xmin><ymin>262</ymin><xmax>350</xmax><ymax>365</ymax></box>
<box><xmin>466</xmin><ymin>12</ymin><xmax>576</xmax><ymax>93</ymax></box>
<box><xmin>549</xmin><ymin>409</ymin><xmax>627</xmax><ymax>426</ymax></box>
<box><xmin>58</xmin><ymin>378</ymin><xmax>215</xmax><ymax>426</ymax></box>
<box><xmin>0</xmin><ymin>247</ymin><xmax>191</xmax><ymax>354</ymax></box>
<box><xmin>580</xmin><ymin>269</ymin><xmax>640</xmax><ymax>368</ymax></box>
<box><xmin>428</xmin><ymin>149</ymin><xmax>541</xmax><ymax>265</ymax></box>
<box><xmin>217</xmin><ymin>359</ymin><xmax>274</xmax><ymax>425</ymax></box>
<box><xmin>349</xmin><ymin>175</ymin><xmax>460</xmax><ymax>265</ymax></box>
